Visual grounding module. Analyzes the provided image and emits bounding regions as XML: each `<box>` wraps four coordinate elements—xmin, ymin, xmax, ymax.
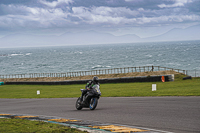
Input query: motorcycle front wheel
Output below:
<box><xmin>75</xmin><ymin>97</ymin><xmax>83</xmax><ymax>110</ymax></box>
<box><xmin>89</xmin><ymin>97</ymin><xmax>98</xmax><ymax>110</ymax></box>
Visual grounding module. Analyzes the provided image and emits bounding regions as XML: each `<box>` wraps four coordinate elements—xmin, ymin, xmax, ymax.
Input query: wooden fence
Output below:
<box><xmin>0</xmin><ymin>66</ymin><xmax>187</xmax><ymax>79</ymax></box>
<box><xmin>186</xmin><ymin>70</ymin><xmax>200</xmax><ymax>77</ymax></box>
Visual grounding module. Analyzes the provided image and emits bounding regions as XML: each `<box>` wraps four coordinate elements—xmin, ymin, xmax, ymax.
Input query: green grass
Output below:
<box><xmin>101</xmin><ymin>77</ymin><xmax>200</xmax><ymax>97</ymax></box>
<box><xmin>0</xmin><ymin>76</ymin><xmax>200</xmax><ymax>98</ymax></box>
<box><xmin>0</xmin><ymin>84</ymin><xmax>83</xmax><ymax>98</ymax></box>
<box><xmin>0</xmin><ymin>118</ymin><xmax>86</xmax><ymax>133</ymax></box>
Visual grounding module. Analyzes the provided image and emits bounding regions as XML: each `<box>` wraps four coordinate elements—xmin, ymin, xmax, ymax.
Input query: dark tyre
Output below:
<box><xmin>89</xmin><ymin>97</ymin><xmax>98</xmax><ymax>110</ymax></box>
<box><xmin>76</xmin><ymin>97</ymin><xmax>83</xmax><ymax>110</ymax></box>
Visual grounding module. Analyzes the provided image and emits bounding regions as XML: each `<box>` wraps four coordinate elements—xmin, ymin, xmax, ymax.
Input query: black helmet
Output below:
<box><xmin>93</xmin><ymin>76</ymin><xmax>99</xmax><ymax>83</ymax></box>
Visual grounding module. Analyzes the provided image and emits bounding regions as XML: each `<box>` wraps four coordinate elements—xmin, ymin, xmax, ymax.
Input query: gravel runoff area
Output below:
<box><xmin>1</xmin><ymin>70</ymin><xmax>181</xmax><ymax>82</ymax></box>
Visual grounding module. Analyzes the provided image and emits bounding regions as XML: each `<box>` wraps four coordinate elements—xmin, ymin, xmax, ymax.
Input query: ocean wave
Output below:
<box><xmin>25</xmin><ymin>53</ymin><xmax>32</xmax><ymax>55</ymax></box>
<box><xmin>10</xmin><ymin>54</ymin><xmax>23</xmax><ymax>56</ymax></box>
<box><xmin>92</xmin><ymin>65</ymin><xmax>111</xmax><ymax>69</ymax></box>
<box><xmin>74</xmin><ymin>51</ymin><xmax>83</xmax><ymax>54</ymax></box>
<box><xmin>2</xmin><ymin>53</ymin><xmax>32</xmax><ymax>57</ymax></box>
<box><xmin>145</xmin><ymin>54</ymin><xmax>152</xmax><ymax>58</ymax></box>
<box><xmin>37</xmin><ymin>64</ymin><xmax>50</xmax><ymax>67</ymax></box>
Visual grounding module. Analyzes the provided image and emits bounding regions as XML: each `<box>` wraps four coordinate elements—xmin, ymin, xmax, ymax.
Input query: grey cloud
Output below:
<box><xmin>158</xmin><ymin>0</ymin><xmax>193</xmax><ymax>8</ymax></box>
<box><xmin>0</xmin><ymin>0</ymin><xmax>199</xmax><ymax>34</ymax></box>
<box><xmin>0</xmin><ymin>4</ymin><xmax>30</xmax><ymax>16</ymax></box>
<box><xmin>187</xmin><ymin>0</ymin><xmax>200</xmax><ymax>13</ymax></box>
<box><xmin>39</xmin><ymin>0</ymin><xmax>73</xmax><ymax>8</ymax></box>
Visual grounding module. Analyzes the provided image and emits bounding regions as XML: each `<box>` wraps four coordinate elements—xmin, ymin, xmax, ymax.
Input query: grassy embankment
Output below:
<box><xmin>0</xmin><ymin>118</ymin><xmax>87</xmax><ymax>133</ymax></box>
<box><xmin>0</xmin><ymin>72</ymin><xmax>200</xmax><ymax>98</ymax></box>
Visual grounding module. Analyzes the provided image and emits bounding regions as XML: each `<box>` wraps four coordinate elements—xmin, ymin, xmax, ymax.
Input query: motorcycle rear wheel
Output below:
<box><xmin>89</xmin><ymin>97</ymin><xmax>98</xmax><ymax>110</ymax></box>
<box><xmin>76</xmin><ymin>97</ymin><xmax>83</xmax><ymax>110</ymax></box>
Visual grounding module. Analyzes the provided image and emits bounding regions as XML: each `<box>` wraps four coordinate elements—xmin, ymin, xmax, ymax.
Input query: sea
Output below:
<box><xmin>0</xmin><ymin>40</ymin><xmax>200</xmax><ymax>76</ymax></box>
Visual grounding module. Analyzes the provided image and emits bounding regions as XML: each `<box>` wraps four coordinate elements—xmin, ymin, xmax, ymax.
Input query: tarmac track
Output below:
<box><xmin>0</xmin><ymin>97</ymin><xmax>200</xmax><ymax>133</ymax></box>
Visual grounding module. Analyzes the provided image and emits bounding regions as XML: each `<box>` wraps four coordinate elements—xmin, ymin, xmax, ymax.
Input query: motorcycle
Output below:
<box><xmin>76</xmin><ymin>84</ymin><xmax>101</xmax><ymax>110</ymax></box>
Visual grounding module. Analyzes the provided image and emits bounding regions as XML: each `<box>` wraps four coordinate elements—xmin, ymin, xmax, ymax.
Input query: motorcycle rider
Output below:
<box><xmin>80</xmin><ymin>76</ymin><xmax>99</xmax><ymax>104</ymax></box>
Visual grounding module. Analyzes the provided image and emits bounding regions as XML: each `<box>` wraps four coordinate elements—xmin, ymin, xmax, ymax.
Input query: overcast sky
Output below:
<box><xmin>0</xmin><ymin>0</ymin><xmax>200</xmax><ymax>38</ymax></box>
